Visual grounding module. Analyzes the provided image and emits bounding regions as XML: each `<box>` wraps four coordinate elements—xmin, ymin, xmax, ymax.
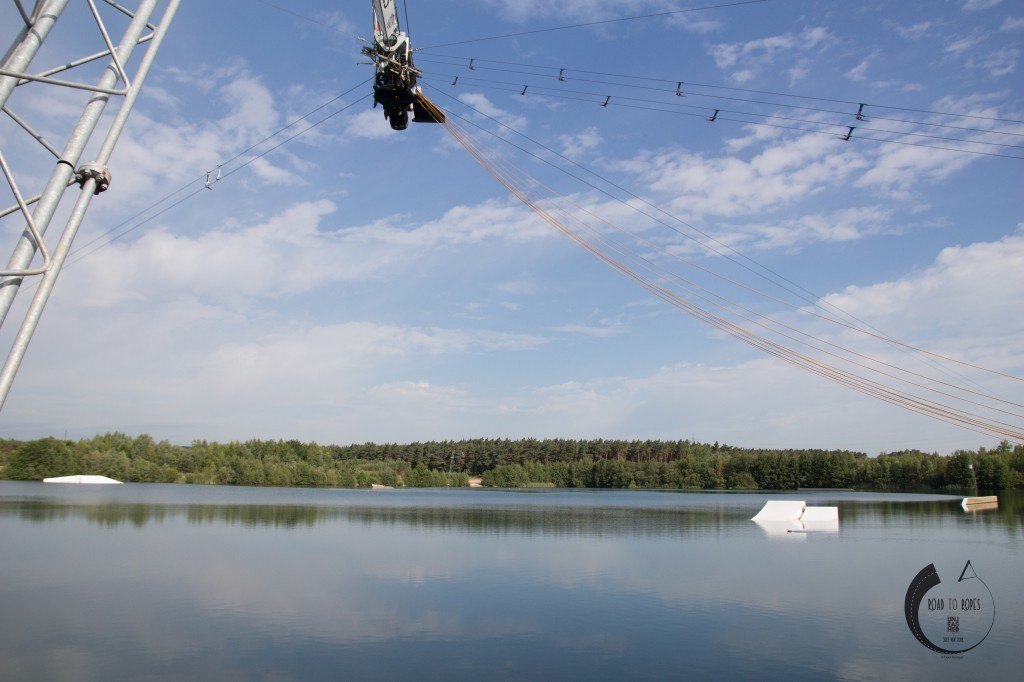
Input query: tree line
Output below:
<box><xmin>0</xmin><ymin>433</ymin><xmax>1021</xmax><ymax>491</ymax></box>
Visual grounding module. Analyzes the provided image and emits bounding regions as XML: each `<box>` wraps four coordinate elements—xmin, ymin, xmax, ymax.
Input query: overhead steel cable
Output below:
<box><xmin>436</xmin><ymin>108</ymin><xmax>1021</xmax><ymax>439</ymax></box>
<box><xmin>419</xmin><ymin>73</ymin><xmax>1024</xmax><ymax>157</ymax></box>
<box><xmin>475</xmin><ymin>150</ymin><xmax>1023</xmax><ymax>419</ymax></box>
<box><xmin>416</xmin><ymin>0</ymin><xmax>772</xmax><ymax>50</ymax></box>
<box><xmin>48</xmin><ymin>80</ymin><xmax>372</xmax><ymax>269</ymax></box>
<box><xmin>420</xmin><ymin>95</ymin><xmax>1023</xmax><ymax>442</ymax></box>
<box><xmin>418</xmin><ymin>56</ymin><xmax>1024</xmax><ymax>141</ymax></box>
<box><xmin>421</xmin><ymin>54</ymin><xmax>1024</xmax><ymax>126</ymax></box>
<box><xmin>421</xmin><ymin>76</ymin><xmax>1023</xmax><ymax>160</ymax></box>
<box><xmin>426</xmin><ymin>84</ymin><xmax>1024</xmax><ymax>392</ymax></box>
<box><xmin>455</xmin><ymin>113</ymin><xmax>1024</xmax><ymax>420</ymax></box>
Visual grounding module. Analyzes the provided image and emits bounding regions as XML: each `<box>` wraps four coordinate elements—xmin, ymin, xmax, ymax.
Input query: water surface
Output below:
<box><xmin>0</xmin><ymin>483</ymin><xmax>1019</xmax><ymax>680</ymax></box>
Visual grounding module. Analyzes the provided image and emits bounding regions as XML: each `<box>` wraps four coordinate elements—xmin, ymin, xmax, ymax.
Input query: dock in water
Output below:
<box><xmin>961</xmin><ymin>496</ymin><xmax>998</xmax><ymax>511</ymax></box>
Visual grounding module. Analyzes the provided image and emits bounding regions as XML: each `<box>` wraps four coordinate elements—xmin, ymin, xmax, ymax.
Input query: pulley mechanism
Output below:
<box><xmin>362</xmin><ymin>0</ymin><xmax>444</xmax><ymax>131</ymax></box>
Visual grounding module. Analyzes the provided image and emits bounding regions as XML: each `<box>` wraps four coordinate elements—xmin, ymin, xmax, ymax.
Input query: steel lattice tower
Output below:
<box><xmin>0</xmin><ymin>0</ymin><xmax>179</xmax><ymax>408</ymax></box>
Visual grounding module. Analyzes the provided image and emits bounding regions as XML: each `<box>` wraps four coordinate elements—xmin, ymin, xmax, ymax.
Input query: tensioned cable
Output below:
<box><xmin>430</xmin><ymin>87</ymin><xmax>1024</xmax><ymax>417</ymax></box>
<box><xmin>438</xmin><ymin>114</ymin><xmax>1022</xmax><ymax>439</ymax></box>
<box><xmin>420</xmin><ymin>74</ymin><xmax>1023</xmax><ymax>160</ymax></box>
<box><xmin>463</xmin><ymin>128</ymin><xmax>1024</xmax><ymax>418</ymax></box>
<box><xmin>420</xmin><ymin>72</ymin><xmax>1024</xmax><ymax>153</ymax></box>
<box><xmin>418</xmin><ymin>57</ymin><xmax>1024</xmax><ymax>141</ymax></box>
<box><xmin>0</xmin><ymin>84</ymin><xmax>372</xmax><ymax>291</ymax></box>
<box><xmin>58</xmin><ymin>80</ymin><xmax>372</xmax><ymax>267</ymax></box>
<box><xmin>253</xmin><ymin>0</ymin><xmax>339</xmax><ymax>30</ymax></box>
<box><xmin>418</xmin><ymin>95</ymin><xmax>1023</xmax><ymax>441</ymax></box>
<box><xmin>250</xmin><ymin>0</ymin><xmax>1019</xmax><ymax>132</ymax></box>
<box><xmin>253</xmin><ymin>0</ymin><xmax>1021</xmax><ymax>136</ymax></box>
<box><xmin>417</xmin><ymin>0</ymin><xmax>772</xmax><ymax>50</ymax></box>
<box><xmin>421</xmin><ymin>54</ymin><xmax>1024</xmax><ymax>126</ymax></box>
<box><xmin>425</xmin><ymin>84</ymin><xmax>1024</xmax><ymax>392</ymax></box>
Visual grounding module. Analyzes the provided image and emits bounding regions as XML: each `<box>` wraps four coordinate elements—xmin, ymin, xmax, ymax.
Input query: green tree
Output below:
<box><xmin>944</xmin><ymin>451</ymin><xmax>975</xmax><ymax>489</ymax></box>
<box><xmin>406</xmin><ymin>463</ymin><xmax>434</xmax><ymax>487</ymax></box>
<box><xmin>975</xmin><ymin>453</ymin><xmax>1010</xmax><ymax>490</ymax></box>
<box><xmin>7</xmin><ymin>438</ymin><xmax>77</xmax><ymax>480</ymax></box>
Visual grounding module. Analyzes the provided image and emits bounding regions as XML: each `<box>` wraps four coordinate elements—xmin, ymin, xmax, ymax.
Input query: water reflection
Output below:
<box><xmin>1</xmin><ymin>486</ymin><xmax>1020</xmax><ymax>538</ymax></box>
<box><xmin>1</xmin><ymin>483</ymin><xmax>1020</xmax><ymax>681</ymax></box>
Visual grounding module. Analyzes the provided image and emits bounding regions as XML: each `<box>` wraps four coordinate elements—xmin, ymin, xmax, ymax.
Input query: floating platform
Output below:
<box><xmin>962</xmin><ymin>496</ymin><xmax>998</xmax><ymax>511</ymax></box>
<box><xmin>43</xmin><ymin>475</ymin><xmax>123</xmax><ymax>484</ymax></box>
<box><xmin>751</xmin><ymin>500</ymin><xmax>807</xmax><ymax>521</ymax></box>
<box><xmin>752</xmin><ymin>500</ymin><xmax>839</xmax><ymax>535</ymax></box>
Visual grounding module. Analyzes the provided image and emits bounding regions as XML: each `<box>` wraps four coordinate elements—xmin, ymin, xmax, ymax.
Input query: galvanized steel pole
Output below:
<box><xmin>0</xmin><ymin>0</ymin><xmax>181</xmax><ymax>409</ymax></box>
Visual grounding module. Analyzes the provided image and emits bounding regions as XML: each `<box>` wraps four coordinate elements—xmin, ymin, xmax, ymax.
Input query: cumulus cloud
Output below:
<box><xmin>846</xmin><ymin>52</ymin><xmax>880</xmax><ymax>82</ymax></box>
<box><xmin>560</xmin><ymin>127</ymin><xmax>603</xmax><ymax>160</ymax></box>
<box><xmin>619</xmin><ymin>133</ymin><xmax>866</xmax><ymax>219</ymax></box>
<box><xmin>822</xmin><ymin>231</ymin><xmax>1024</xmax><ymax>357</ymax></box>
<box><xmin>344</xmin><ymin>108</ymin><xmax>398</xmax><ymax>140</ymax></box>
<box><xmin>107</xmin><ymin>63</ymin><xmax>316</xmax><ymax>206</ymax></box>
<box><xmin>710</xmin><ymin>27</ymin><xmax>834</xmax><ymax>82</ymax></box>
<box><xmin>945</xmin><ymin>31</ymin><xmax>988</xmax><ymax>55</ymax></box>
<box><xmin>484</xmin><ymin>0</ymin><xmax>691</xmax><ymax>23</ymax></box>
<box><xmin>457</xmin><ymin>92</ymin><xmax>527</xmax><ymax>130</ymax></box>
<box><xmin>893</xmin><ymin>21</ymin><xmax>933</xmax><ymax>40</ymax></box>
<box><xmin>966</xmin><ymin>47</ymin><xmax>1019</xmax><ymax>77</ymax></box>
<box><xmin>710</xmin><ymin>207</ymin><xmax>895</xmax><ymax>253</ymax></box>
<box><xmin>71</xmin><ymin>195</ymin><xmax>555</xmax><ymax>313</ymax></box>
<box><xmin>554</xmin><ymin>319</ymin><xmax>627</xmax><ymax>337</ymax></box>
<box><xmin>962</xmin><ymin>0</ymin><xmax>1002</xmax><ymax>11</ymax></box>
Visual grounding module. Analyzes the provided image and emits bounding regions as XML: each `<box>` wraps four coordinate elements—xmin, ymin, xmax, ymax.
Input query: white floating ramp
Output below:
<box><xmin>752</xmin><ymin>501</ymin><xmax>839</xmax><ymax>534</ymax></box>
<box><xmin>43</xmin><ymin>475</ymin><xmax>123</xmax><ymax>484</ymax></box>
<box><xmin>799</xmin><ymin>506</ymin><xmax>839</xmax><ymax>522</ymax></box>
<box><xmin>751</xmin><ymin>500</ymin><xmax>806</xmax><ymax>521</ymax></box>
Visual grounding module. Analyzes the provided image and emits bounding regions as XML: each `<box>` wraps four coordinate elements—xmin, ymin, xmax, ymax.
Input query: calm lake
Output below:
<box><xmin>0</xmin><ymin>482</ymin><xmax>1020</xmax><ymax>680</ymax></box>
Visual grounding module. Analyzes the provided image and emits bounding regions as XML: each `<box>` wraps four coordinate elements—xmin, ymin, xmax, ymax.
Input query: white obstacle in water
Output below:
<box><xmin>43</xmin><ymin>475</ymin><xmax>123</xmax><ymax>484</ymax></box>
<box><xmin>752</xmin><ymin>500</ymin><xmax>839</xmax><ymax>534</ymax></box>
<box><xmin>799</xmin><ymin>506</ymin><xmax>839</xmax><ymax>522</ymax></box>
<box><xmin>751</xmin><ymin>500</ymin><xmax>806</xmax><ymax>521</ymax></box>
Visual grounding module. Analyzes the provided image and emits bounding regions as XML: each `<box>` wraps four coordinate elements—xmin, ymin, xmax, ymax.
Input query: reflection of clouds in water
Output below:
<box><xmin>1</xmin><ymin>487</ymin><xmax>1019</xmax><ymax>679</ymax></box>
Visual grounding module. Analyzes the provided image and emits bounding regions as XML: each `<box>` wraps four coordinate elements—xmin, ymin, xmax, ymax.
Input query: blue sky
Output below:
<box><xmin>1</xmin><ymin>0</ymin><xmax>1022</xmax><ymax>453</ymax></box>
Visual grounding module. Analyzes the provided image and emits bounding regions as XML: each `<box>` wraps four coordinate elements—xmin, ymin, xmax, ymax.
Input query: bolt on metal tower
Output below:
<box><xmin>0</xmin><ymin>0</ymin><xmax>180</xmax><ymax>410</ymax></box>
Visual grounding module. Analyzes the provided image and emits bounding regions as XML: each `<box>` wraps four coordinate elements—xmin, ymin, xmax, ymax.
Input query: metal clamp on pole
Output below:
<box><xmin>75</xmin><ymin>161</ymin><xmax>111</xmax><ymax>194</ymax></box>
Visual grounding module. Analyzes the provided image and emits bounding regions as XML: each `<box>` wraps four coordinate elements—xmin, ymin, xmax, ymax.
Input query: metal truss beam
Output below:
<box><xmin>0</xmin><ymin>0</ymin><xmax>181</xmax><ymax>409</ymax></box>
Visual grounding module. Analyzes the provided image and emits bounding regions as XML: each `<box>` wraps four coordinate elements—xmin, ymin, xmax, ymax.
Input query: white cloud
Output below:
<box><xmin>554</xmin><ymin>319</ymin><xmax>626</xmax><ymax>337</ymax></box>
<box><xmin>667</xmin><ymin>14</ymin><xmax>720</xmax><ymax>34</ymax></box>
<box><xmin>620</xmin><ymin>134</ymin><xmax>866</xmax><ymax>219</ymax></box>
<box><xmin>105</xmin><ymin>64</ymin><xmax>311</xmax><ymax>205</ymax></box>
<box><xmin>62</xmin><ymin>192</ymin><xmax>555</xmax><ymax>320</ymax></box>
<box><xmin>483</xmin><ymin>0</ymin><xmax>684</xmax><ymax>23</ymax></box>
<box><xmin>712</xmin><ymin>207</ymin><xmax>895</xmax><ymax>253</ymax></box>
<box><xmin>559</xmin><ymin>127</ymin><xmax>603</xmax><ymax>160</ymax></box>
<box><xmin>944</xmin><ymin>33</ymin><xmax>984</xmax><ymax>56</ymax></box>
<box><xmin>710</xmin><ymin>27</ymin><xmax>834</xmax><ymax>82</ymax></box>
<box><xmin>963</xmin><ymin>0</ymin><xmax>1002</xmax><ymax>11</ymax></box>
<box><xmin>966</xmin><ymin>47</ymin><xmax>1019</xmax><ymax>77</ymax></box>
<box><xmin>1001</xmin><ymin>17</ymin><xmax>1024</xmax><ymax>30</ymax></box>
<box><xmin>344</xmin><ymin>108</ymin><xmax>397</xmax><ymax>140</ymax></box>
<box><xmin>853</xmin><ymin>144</ymin><xmax>974</xmax><ymax>198</ymax></box>
<box><xmin>356</xmin><ymin>198</ymin><xmax>553</xmax><ymax>247</ymax></box>
<box><xmin>481</xmin><ymin>231</ymin><xmax>1024</xmax><ymax>452</ymax></box>
<box><xmin>850</xmin><ymin>93</ymin><xmax>1022</xmax><ymax>196</ymax></box>
<box><xmin>846</xmin><ymin>52</ymin><xmax>879</xmax><ymax>82</ymax></box>
<box><xmin>457</xmin><ymin>93</ymin><xmax>527</xmax><ymax>130</ymax></box>
<box><xmin>894</xmin><ymin>21</ymin><xmax>932</xmax><ymax>40</ymax></box>
<box><xmin>822</xmin><ymin>231</ymin><xmax>1024</xmax><ymax>355</ymax></box>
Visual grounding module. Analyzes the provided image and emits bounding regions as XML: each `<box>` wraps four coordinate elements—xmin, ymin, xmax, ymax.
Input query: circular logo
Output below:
<box><xmin>905</xmin><ymin>560</ymin><xmax>995</xmax><ymax>654</ymax></box>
